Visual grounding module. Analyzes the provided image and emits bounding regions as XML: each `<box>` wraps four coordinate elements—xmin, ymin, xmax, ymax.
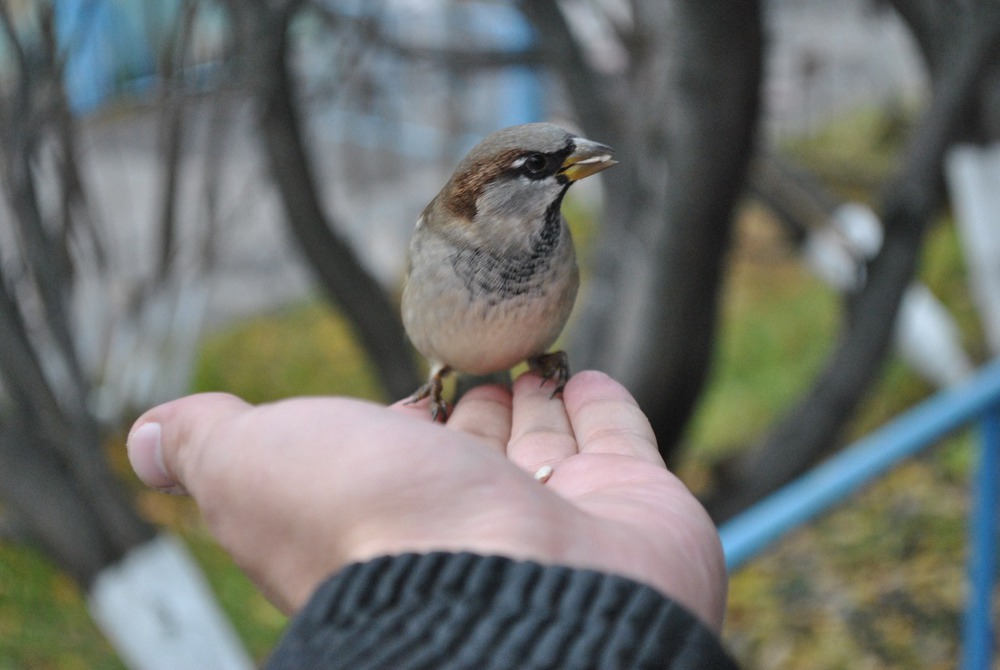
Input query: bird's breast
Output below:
<box><xmin>402</xmin><ymin>220</ymin><xmax>579</xmax><ymax>374</ymax></box>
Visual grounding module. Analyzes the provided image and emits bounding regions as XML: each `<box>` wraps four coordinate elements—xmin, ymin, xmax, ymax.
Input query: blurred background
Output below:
<box><xmin>1</xmin><ymin>0</ymin><xmax>999</xmax><ymax>667</ymax></box>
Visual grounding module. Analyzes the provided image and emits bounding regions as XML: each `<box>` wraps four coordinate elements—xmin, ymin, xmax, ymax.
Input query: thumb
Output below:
<box><xmin>126</xmin><ymin>392</ymin><xmax>251</xmax><ymax>494</ymax></box>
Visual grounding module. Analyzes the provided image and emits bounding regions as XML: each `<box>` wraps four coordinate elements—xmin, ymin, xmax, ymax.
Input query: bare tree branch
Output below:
<box><xmin>748</xmin><ymin>154</ymin><xmax>840</xmax><ymax>242</ymax></box>
<box><xmin>519</xmin><ymin>0</ymin><xmax>618</xmax><ymax>144</ymax></box>
<box><xmin>0</xmin><ymin>5</ymin><xmax>89</xmax><ymax>401</ymax></box>
<box><xmin>198</xmin><ymin>92</ymin><xmax>232</xmax><ymax>272</ymax></box>
<box><xmin>225</xmin><ymin>0</ymin><xmax>420</xmax><ymax>399</ymax></box>
<box><xmin>307</xmin><ymin>0</ymin><xmax>542</xmax><ymax>71</ymax></box>
<box><xmin>155</xmin><ymin>0</ymin><xmax>199</xmax><ymax>281</ymax></box>
<box><xmin>0</xmin><ymin>277</ymin><xmax>66</xmax><ymax>431</ymax></box>
<box><xmin>0</xmin><ymin>274</ymin><xmax>154</xmax><ymax>583</ymax></box>
<box><xmin>37</xmin><ymin>4</ymin><xmax>108</xmax><ymax>273</ymax></box>
<box><xmin>0</xmin><ymin>420</ymin><xmax>122</xmax><ymax>586</ymax></box>
<box><xmin>0</xmin><ymin>2</ymin><xmax>156</xmax><ymax>584</ymax></box>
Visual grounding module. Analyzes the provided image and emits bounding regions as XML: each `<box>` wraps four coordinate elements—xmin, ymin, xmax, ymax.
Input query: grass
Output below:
<box><xmin>717</xmin><ymin>218</ymin><xmax>980</xmax><ymax>669</ymax></box>
<box><xmin>0</xmin><ymin>544</ymin><xmax>119</xmax><ymax>670</ymax></box>
<box><xmin>0</xmin><ymin>105</ymin><xmax>988</xmax><ymax>668</ymax></box>
<box><xmin>193</xmin><ymin>301</ymin><xmax>383</xmax><ymax>404</ymax></box>
<box><xmin>686</xmin><ymin>202</ymin><xmax>841</xmax><ymax>460</ymax></box>
<box><xmin>707</xmin><ymin>111</ymin><xmax>988</xmax><ymax>667</ymax></box>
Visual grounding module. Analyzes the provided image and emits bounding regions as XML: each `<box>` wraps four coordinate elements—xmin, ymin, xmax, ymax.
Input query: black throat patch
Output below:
<box><xmin>450</xmin><ymin>185</ymin><xmax>570</xmax><ymax>302</ymax></box>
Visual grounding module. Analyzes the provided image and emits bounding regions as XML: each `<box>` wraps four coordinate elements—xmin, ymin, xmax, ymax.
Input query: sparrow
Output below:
<box><xmin>402</xmin><ymin>123</ymin><xmax>617</xmax><ymax>421</ymax></box>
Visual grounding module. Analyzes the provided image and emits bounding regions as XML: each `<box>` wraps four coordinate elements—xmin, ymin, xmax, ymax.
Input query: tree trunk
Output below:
<box><xmin>0</xmin><ymin>3</ymin><xmax>155</xmax><ymax>585</ymax></box>
<box><xmin>553</xmin><ymin>0</ymin><xmax>763</xmax><ymax>460</ymax></box>
<box><xmin>228</xmin><ymin>1</ymin><xmax>421</xmax><ymax>400</ymax></box>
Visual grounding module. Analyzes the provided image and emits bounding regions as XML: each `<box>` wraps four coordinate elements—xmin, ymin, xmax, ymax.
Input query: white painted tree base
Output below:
<box><xmin>87</xmin><ymin>534</ymin><xmax>255</xmax><ymax>670</ymax></box>
<box><xmin>801</xmin><ymin>201</ymin><xmax>973</xmax><ymax>388</ymax></box>
<box><xmin>947</xmin><ymin>143</ymin><xmax>1000</xmax><ymax>355</ymax></box>
<box><xmin>895</xmin><ymin>283</ymin><xmax>974</xmax><ymax>387</ymax></box>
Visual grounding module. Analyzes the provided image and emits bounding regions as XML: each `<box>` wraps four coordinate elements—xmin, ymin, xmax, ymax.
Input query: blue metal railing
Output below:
<box><xmin>719</xmin><ymin>357</ymin><xmax>1000</xmax><ymax>668</ymax></box>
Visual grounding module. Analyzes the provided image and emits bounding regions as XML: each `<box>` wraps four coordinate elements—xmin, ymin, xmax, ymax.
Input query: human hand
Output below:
<box><xmin>127</xmin><ymin>370</ymin><xmax>726</xmax><ymax>630</ymax></box>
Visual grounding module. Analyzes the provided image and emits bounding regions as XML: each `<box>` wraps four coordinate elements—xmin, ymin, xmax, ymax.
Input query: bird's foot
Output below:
<box><xmin>406</xmin><ymin>365</ymin><xmax>451</xmax><ymax>422</ymax></box>
<box><xmin>529</xmin><ymin>351</ymin><xmax>570</xmax><ymax>399</ymax></box>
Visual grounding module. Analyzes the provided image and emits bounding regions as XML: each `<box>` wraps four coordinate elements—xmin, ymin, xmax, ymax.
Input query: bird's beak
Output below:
<box><xmin>559</xmin><ymin>139</ymin><xmax>617</xmax><ymax>181</ymax></box>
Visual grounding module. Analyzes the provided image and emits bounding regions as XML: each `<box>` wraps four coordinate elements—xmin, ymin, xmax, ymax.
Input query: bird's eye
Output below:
<box><xmin>522</xmin><ymin>153</ymin><xmax>548</xmax><ymax>176</ymax></box>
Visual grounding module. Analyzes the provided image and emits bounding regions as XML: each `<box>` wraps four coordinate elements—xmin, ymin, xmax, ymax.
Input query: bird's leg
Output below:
<box><xmin>529</xmin><ymin>351</ymin><xmax>570</xmax><ymax>398</ymax></box>
<box><xmin>406</xmin><ymin>364</ymin><xmax>451</xmax><ymax>422</ymax></box>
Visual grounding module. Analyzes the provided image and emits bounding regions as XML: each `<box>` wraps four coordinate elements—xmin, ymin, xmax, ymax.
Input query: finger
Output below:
<box><xmin>507</xmin><ymin>370</ymin><xmax>577</xmax><ymax>472</ymax></box>
<box><xmin>562</xmin><ymin>370</ymin><xmax>664</xmax><ymax>466</ymax></box>
<box><xmin>389</xmin><ymin>395</ymin><xmax>436</xmax><ymax>422</ymax></box>
<box><xmin>446</xmin><ymin>384</ymin><xmax>512</xmax><ymax>453</ymax></box>
<box><xmin>127</xmin><ymin>392</ymin><xmax>252</xmax><ymax>494</ymax></box>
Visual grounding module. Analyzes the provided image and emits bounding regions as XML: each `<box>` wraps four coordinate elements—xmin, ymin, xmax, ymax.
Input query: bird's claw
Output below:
<box><xmin>529</xmin><ymin>351</ymin><xmax>570</xmax><ymax>399</ymax></box>
<box><xmin>429</xmin><ymin>398</ymin><xmax>450</xmax><ymax>422</ymax></box>
<box><xmin>406</xmin><ymin>366</ymin><xmax>451</xmax><ymax>422</ymax></box>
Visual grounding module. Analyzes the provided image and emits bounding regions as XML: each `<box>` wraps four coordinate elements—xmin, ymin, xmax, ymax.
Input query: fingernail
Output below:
<box><xmin>126</xmin><ymin>422</ymin><xmax>177</xmax><ymax>490</ymax></box>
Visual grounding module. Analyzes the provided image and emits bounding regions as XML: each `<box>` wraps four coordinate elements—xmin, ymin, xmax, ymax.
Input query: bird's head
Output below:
<box><xmin>426</xmin><ymin>123</ymin><xmax>616</xmax><ymax>246</ymax></box>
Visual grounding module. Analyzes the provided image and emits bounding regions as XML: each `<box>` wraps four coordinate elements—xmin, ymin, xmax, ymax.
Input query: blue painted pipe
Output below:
<box><xmin>962</xmin><ymin>409</ymin><xmax>1000</xmax><ymax>670</ymax></box>
<box><xmin>720</xmin><ymin>357</ymin><xmax>1000</xmax><ymax>571</ymax></box>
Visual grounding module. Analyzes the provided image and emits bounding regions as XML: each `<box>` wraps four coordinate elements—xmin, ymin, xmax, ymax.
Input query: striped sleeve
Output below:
<box><xmin>265</xmin><ymin>552</ymin><xmax>737</xmax><ymax>670</ymax></box>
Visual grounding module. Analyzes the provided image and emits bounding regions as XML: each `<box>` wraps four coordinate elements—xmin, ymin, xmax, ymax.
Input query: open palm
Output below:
<box><xmin>127</xmin><ymin>370</ymin><xmax>726</xmax><ymax>630</ymax></box>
